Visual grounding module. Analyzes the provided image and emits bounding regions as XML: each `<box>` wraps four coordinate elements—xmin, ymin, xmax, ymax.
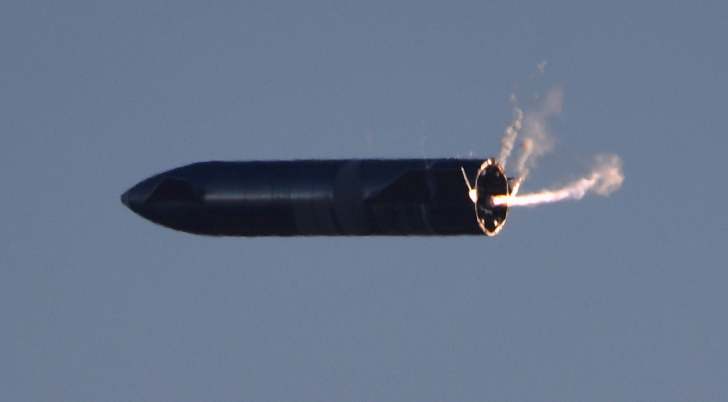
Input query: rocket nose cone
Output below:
<box><xmin>121</xmin><ymin>190</ymin><xmax>130</xmax><ymax>208</ymax></box>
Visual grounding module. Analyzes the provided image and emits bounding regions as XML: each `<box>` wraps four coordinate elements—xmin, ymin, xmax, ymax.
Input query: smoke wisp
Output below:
<box><xmin>497</xmin><ymin>95</ymin><xmax>524</xmax><ymax>169</ymax></box>
<box><xmin>492</xmin><ymin>76</ymin><xmax>624</xmax><ymax>208</ymax></box>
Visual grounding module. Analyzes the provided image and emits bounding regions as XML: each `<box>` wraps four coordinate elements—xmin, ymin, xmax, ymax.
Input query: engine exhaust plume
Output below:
<box><xmin>492</xmin><ymin>154</ymin><xmax>624</xmax><ymax>207</ymax></box>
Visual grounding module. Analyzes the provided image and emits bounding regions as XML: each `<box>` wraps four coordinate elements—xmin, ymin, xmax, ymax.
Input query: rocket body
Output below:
<box><xmin>121</xmin><ymin>158</ymin><xmax>509</xmax><ymax>236</ymax></box>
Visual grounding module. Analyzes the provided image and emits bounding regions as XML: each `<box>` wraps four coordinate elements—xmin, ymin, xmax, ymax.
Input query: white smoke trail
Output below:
<box><xmin>497</xmin><ymin>61</ymin><xmax>555</xmax><ymax>171</ymax></box>
<box><xmin>492</xmin><ymin>154</ymin><xmax>624</xmax><ymax>207</ymax></box>
<box><xmin>508</xmin><ymin>139</ymin><xmax>533</xmax><ymax>197</ymax></box>
<box><xmin>516</xmin><ymin>139</ymin><xmax>534</xmax><ymax>179</ymax></box>
<box><xmin>490</xmin><ymin>79</ymin><xmax>624</xmax><ymax>209</ymax></box>
<box><xmin>497</xmin><ymin>95</ymin><xmax>524</xmax><ymax>169</ymax></box>
<box><xmin>515</xmin><ymin>87</ymin><xmax>562</xmax><ymax>174</ymax></box>
<box><xmin>502</xmin><ymin>87</ymin><xmax>562</xmax><ymax>196</ymax></box>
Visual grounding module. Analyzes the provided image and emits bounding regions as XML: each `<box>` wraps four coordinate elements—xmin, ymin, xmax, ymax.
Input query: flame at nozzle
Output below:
<box><xmin>492</xmin><ymin>154</ymin><xmax>624</xmax><ymax>207</ymax></box>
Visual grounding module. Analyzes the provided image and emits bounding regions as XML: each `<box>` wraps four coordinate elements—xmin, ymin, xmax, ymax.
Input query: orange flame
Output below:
<box><xmin>492</xmin><ymin>155</ymin><xmax>624</xmax><ymax>207</ymax></box>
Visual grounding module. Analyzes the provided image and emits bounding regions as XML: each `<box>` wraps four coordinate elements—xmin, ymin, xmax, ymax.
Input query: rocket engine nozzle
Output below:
<box><xmin>473</xmin><ymin>158</ymin><xmax>510</xmax><ymax>236</ymax></box>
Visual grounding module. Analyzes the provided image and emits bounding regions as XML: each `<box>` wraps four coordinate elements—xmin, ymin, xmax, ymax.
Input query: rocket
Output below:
<box><xmin>121</xmin><ymin>158</ymin><xmax>510</xmax><ymax>236</ymax></box>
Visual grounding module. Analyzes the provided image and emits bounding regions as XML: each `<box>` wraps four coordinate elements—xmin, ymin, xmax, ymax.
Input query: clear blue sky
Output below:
<box><xmin>2</xmin><ymin>1</ymin><xmax>726</xmax><ymax>401</ymax></box>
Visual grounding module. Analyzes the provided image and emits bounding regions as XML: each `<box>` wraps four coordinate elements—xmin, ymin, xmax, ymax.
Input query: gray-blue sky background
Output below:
<box><xmin>2</xmin><ymin>1</ymin><xmax>726</xmax><ymax>401</ymax></box>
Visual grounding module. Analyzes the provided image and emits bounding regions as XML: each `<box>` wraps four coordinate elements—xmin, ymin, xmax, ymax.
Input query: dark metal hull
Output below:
<box><xmin>121</xmin><ymin>158</ymin><xmax>509</xmax><ymax>236</ymax></box>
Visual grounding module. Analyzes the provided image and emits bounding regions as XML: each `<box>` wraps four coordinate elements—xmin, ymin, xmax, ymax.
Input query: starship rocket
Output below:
<box><xmin>121</xmin><ymin>158</ymin><xmax>510</xmax><ymax>236</ymax></box>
